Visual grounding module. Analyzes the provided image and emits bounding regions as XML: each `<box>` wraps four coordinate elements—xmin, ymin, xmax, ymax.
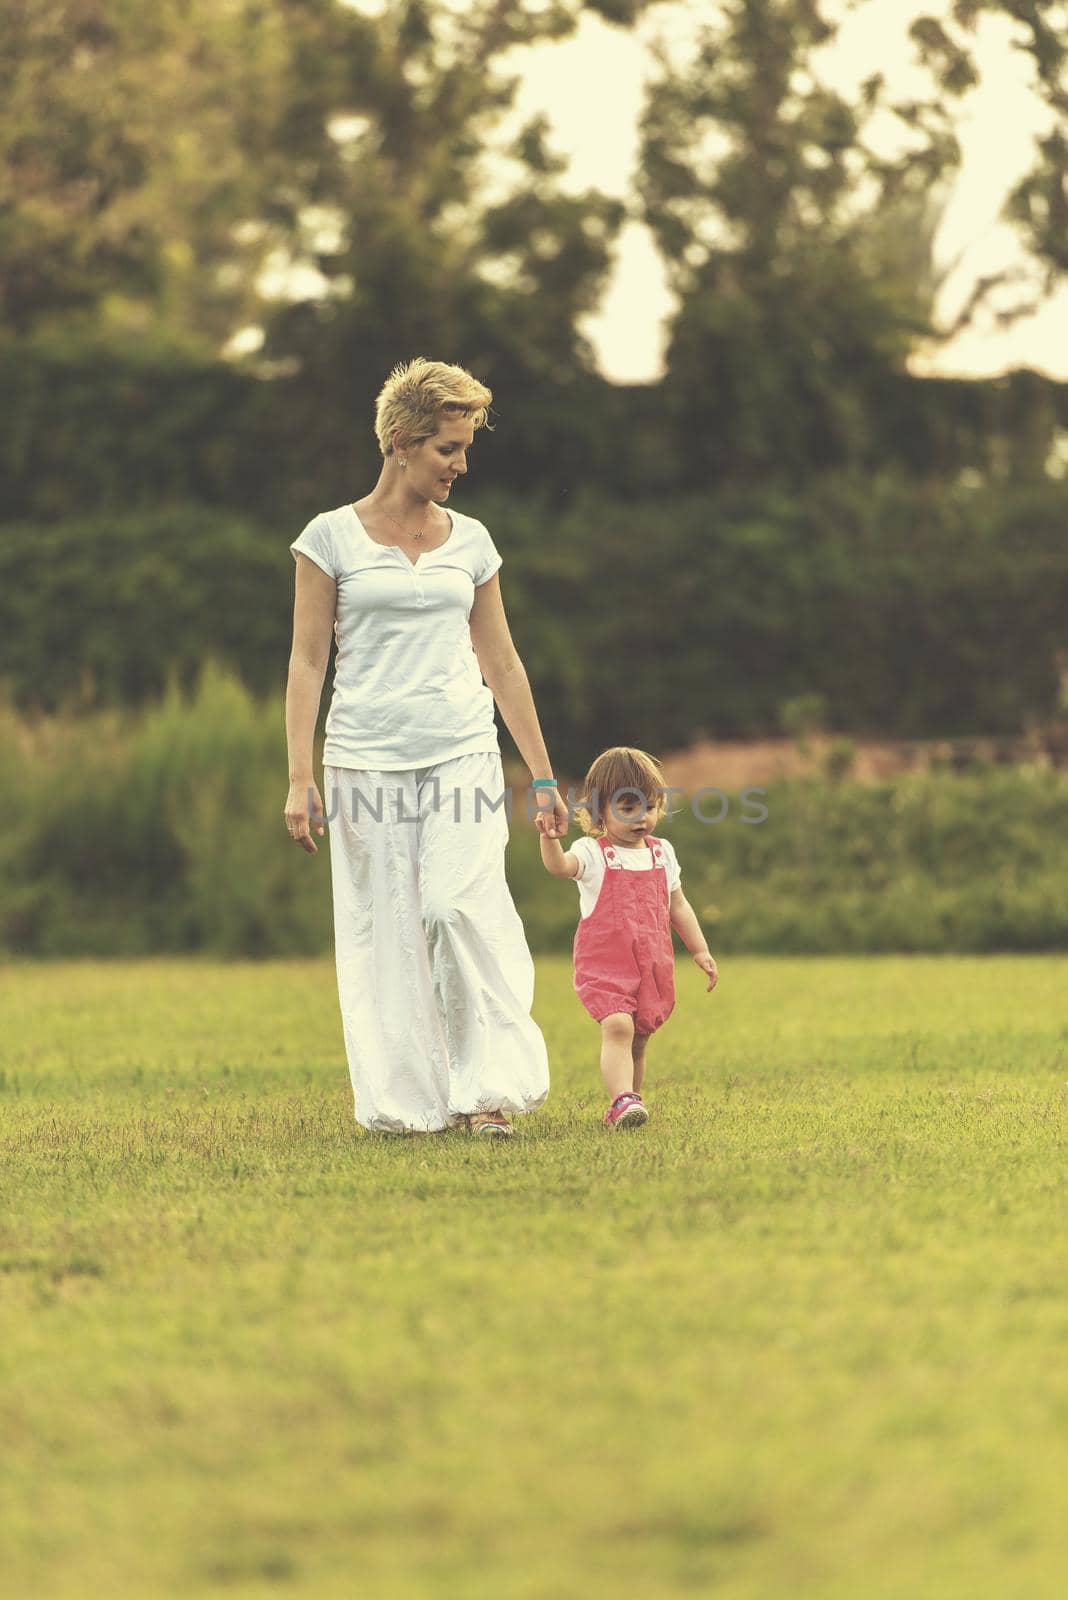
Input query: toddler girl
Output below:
<box><xmin>539</xmin><ymin>746</ymin><xmax>718</xmax><ymax>1128</ymax></box>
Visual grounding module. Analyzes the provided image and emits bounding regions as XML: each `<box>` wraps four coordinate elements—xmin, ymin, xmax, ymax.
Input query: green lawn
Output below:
<box><xmin>2</xmin><ymin>955</ymin><xmax>1066</xmax><ymax>1599</ymax></box>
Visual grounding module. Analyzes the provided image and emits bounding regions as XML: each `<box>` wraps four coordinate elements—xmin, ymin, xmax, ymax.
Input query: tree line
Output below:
<box><xmin>3</xmin><ymin>473</ymin><xmax>1066</xmax><ymax>776</ymax></box>
<box><xmin>3</xmin><ymin>0</ymin><xmax>1066</xmax><ymax>472</ymax></box>
<box><xmin>3</xmin><ymin>0</ymin><xmax>1068</xmax><ymax>759</ymax></box>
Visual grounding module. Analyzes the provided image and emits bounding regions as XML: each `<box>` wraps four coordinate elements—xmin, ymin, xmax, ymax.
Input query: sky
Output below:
<box><xmin>486</xmin><ymin>0</ymin><xmax>1068</xmax><ymax>384</ymax></box>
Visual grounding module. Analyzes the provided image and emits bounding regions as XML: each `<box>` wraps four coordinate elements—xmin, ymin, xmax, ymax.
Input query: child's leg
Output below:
<box><xmin>599</xmin><ymin>1012</ymin><xmax>636</xmax><ymax>1100</ymax></box>
<box><xmin>632</xmin><ymin>1031</ymin><xmax>649</xmax><ymax>1095</ymax></box>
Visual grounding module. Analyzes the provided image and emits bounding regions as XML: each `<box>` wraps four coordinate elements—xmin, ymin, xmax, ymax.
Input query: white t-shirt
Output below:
<box><xmin>569</xmin><ymin>834</ymin><xmax>682</xmax><ymax>920</ymax></box>
<box><xmin>290</xmin><ymin>503</ymin><xmax>504</xmax><ymax>770</ymax></box>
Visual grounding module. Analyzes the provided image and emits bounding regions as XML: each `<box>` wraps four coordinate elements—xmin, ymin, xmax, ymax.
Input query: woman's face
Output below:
<box><xmin>399</xmin><ymin>417</ymin><xmax>476</xmax><ymax>502</ymax></box>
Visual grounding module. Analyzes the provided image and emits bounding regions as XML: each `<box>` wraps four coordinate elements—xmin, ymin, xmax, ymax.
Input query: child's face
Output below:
<box><xmin>602</xmin><ymin>791</ymin><xmax>660</xmax><ymax>847</ymax></box>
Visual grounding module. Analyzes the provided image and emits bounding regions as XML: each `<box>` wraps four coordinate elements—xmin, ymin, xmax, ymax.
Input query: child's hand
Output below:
<box><xmin>693</xmin><ymin>951</ymin><xmax>718</xmax><ymax>992</ymax></box>
<box><xmin>534</xmin><ymin>787</ymin><xmax>569</xmax><ymax>840</ymax></box>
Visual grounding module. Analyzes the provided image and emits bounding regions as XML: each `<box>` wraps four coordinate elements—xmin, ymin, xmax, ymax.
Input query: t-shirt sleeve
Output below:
<box><xmin>290</xmin><ymin>512</ymin><xmax>338</xmax><ymax>580</ymax></box>
<box><xmin>472</xmin><ymin>522</ymin><xmax>503</xmax><ymax>587</ymax></box>
<box><xmin>569</xmin><ymin>836</ymin><xmax>593</xmax><ymax>880</ymax></box>
<box><xmin>663</xmin><ymin>839</ymin><xmax>682</xmax><ymax>892</ymax></box>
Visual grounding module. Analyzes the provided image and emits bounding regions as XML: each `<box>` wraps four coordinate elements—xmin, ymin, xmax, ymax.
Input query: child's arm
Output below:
<box><xmin>669</xmin><ymin>886</ymin><xmax>719</xmax><ymax>991</ymax></box>
<box><xmin>539</xmin><ymin>835</ymin><xmax>581</xmax><ymax>879</ymax></box>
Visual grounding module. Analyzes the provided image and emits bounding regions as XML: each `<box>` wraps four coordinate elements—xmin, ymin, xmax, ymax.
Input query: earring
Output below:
<box><xmin>399</xmin><ymin>458</ymin><xmax>407</xmax><ymax>468</ymax></box>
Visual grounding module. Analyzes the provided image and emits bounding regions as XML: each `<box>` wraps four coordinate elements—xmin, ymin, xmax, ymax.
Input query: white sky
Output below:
<box><xmin>490</xmin><ymin>0</ymin><xmax>1068</xmax><ymax>384</ymax></box>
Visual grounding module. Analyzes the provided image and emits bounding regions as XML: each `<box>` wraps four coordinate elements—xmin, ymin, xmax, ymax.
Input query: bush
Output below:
<box><xmin>0</xmin><ymin>666</ymin><xmax>330</xmax><ymax>957</ymax></box>
<box><xmin>2</xmin><ymin>673</ymin><xmax>1067</xmax><ymax>957</ymax></box>
<box><xmin>0</xmin><ymin>506</ymin><xmax>297</xmax><ymax>712</ymax></box>
<box><xmin>470</xmin><ymin>472</ymin><xmax>1068</xmax><ymax>769</ymax></box>
<box><xmin>2</xmin><ymin>471</ymin><xmax>1067</xmax><ymax>774</ymax></box>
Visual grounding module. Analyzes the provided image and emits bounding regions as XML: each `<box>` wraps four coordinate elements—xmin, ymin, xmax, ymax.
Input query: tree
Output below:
<box><xmin>910</xmin><ymin>0</ymin><xmax>1068</xmax><ymax>330</ymax></box>
<box><xmin>1</xmin><ymin>0</ymin><xmax>664</xmax><ymax>495</ymax></box>
<box><xmin>0</xmin><ymin>2</ymin><xmax>656</xmax><ymax>365</ymax></box>
<box><xmin>634</xmin><ymin>0</ymin><xmax>1068</xmax><ymax>484</ymax></box>
<box><xmin>254</xmin><ymin>0</ymin><xmax>661</xmax><ymax>495</ymax></box>
<box><xmin>0</xmin><ymin>0</ymin><xmax>303</xmax><ymax>348</ymax></box>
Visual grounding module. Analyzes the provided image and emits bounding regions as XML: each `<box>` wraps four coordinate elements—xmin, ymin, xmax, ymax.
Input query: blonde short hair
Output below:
<box><xmin>574</xmin><ymin>747</ymin><xmax>670</xmax><ymax>837</ymax></box>
<box><xmin>374</xmin><ymin>356</ymin><xmax>494</xmax><ymax>458</ymax></box>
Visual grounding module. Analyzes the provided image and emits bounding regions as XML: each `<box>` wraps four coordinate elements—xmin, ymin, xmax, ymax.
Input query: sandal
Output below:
<box><xmin>466</xmin><ymin>1110</ymin><xmax>515</xmax><ymax>1139</ymax></box>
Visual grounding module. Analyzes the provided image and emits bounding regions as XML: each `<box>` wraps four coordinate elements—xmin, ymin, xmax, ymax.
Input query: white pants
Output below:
<box><xmin>324</xmin><ymin>752</ymin><xmax>550</xmax><ymax>1133</ymax></box>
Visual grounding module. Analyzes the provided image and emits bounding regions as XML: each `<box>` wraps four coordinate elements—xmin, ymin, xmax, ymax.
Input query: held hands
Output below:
<box><xmin>284</xmin><ymin>781</ymin><xmax>325</xmax><ymax>854</ymax></box>
<box><xmin>694</xmin><ymin>950</ymin><xmax>719</xmax><ymax>992</ymax></box>
<box><xmin>533</xmin><ymin>786</ymin><xmax>569</xmax><ymax>840</ymax></box>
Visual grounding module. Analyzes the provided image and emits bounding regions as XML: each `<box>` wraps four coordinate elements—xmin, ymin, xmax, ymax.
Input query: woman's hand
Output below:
<box><xmin>284</xmin><ymin>780</ymin><xmax>325</xmax><ymax>854</ymax></box>
<box><xmin>533</xmin><ymin>786</ymin><xmax>569</xmax><ymax>840</ymax></box>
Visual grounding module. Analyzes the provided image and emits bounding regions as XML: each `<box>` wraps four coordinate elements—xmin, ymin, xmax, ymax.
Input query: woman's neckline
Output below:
<box><xmin>348</xmin><ymin>500</ymin><xmax>455</xmax><ymax>568</ymax></box>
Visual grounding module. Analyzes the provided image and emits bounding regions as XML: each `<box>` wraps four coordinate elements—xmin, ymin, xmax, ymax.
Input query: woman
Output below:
<box><xmin>283</xmin><ymin>357</ymin><xmax>568</xmax><ymax>1138</ymax></box>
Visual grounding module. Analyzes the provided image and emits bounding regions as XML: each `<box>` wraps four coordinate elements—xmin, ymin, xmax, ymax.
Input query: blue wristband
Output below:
<box><xmin>531</xmin><ymin>778</ymin><xmax>558</xmax><ymax>788</ymax></box>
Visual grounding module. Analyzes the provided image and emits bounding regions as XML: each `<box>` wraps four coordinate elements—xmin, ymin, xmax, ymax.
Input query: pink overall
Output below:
<box><xmin>573</xmin><ymin>835</ymin><xmax>676</xmax><ymax>1037</ymax></box>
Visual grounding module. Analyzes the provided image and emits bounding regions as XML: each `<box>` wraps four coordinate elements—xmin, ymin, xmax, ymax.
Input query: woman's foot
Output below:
<box><xmin>466</xmin><ymin>1110</ymin><xmax>515</xmax><ymax>1139</ymax></box>
<box><xmin>603</xmin><ymin>1092</ymin><xmax>648</xmax><ymax>1129</ymax></box>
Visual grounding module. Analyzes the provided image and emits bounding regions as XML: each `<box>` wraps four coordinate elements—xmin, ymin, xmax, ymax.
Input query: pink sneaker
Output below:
<box><xmin>603</xmin><ymin>1092</ymin><xmax>649</xmax><ymax>1129</ymax></box>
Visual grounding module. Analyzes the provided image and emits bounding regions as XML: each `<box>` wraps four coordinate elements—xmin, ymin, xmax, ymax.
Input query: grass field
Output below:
<box><xmin>2</xmin><ymin>955</ymin><xmax>1067</xmax><ymax>1599</ymax></box>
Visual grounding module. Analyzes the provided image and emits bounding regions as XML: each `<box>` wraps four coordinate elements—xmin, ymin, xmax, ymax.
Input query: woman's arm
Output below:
<box><xmin>469</xmin><ymin>573</ymin><xmax>567</xmax><ymax>838</ymax></box>
<box><xmin>283</xmin><ymin>554</ymin><xmax>337</xmax><ymax>853</ymax></box>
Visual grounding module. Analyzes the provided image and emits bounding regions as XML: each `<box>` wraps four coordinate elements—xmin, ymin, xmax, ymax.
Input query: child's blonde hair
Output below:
<box><xmin>373</xmin><ymin>356</ymin><xmax>494</xmax><ymax>458</ymax></box>
<box><xmin>574</xmin><ymin>747</ymin><xmax>670</xmax><ymax>837</ymax></box>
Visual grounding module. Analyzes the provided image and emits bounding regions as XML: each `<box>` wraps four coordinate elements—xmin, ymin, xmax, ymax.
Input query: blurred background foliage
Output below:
<box><xmin>2</xmin><ymin>0</ymin><xmax>1067</xmax><ymax>954</ymax></box>
<box><xmin>4</xmin><ymin>476</ymin><xmax>1066</xmax><ymax>762</ymax></box>
<box><xmin>3</xmin><ymin>664</ymin><xmax>1067</xmax><ymax>957</ymax></box>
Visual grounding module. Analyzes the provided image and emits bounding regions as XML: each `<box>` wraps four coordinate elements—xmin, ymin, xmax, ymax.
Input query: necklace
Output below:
<box><xmin>354</xmin><ymin>496</ymin><xmax>428</xmax><ymax>540</ymax></box>
<box><xmin>378</xmin><ymin>503</ymin><xmax>426</xmax><ymax>541</ymax></box>
<box><xmin>352</xmin><ymin>499</ymin><xmax>436</xmax><ymax>542</ymax></box>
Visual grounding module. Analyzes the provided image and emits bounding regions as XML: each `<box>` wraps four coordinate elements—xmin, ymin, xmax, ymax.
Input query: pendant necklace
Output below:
<box><xmin>351</xmin><ymin>501</ymin><xmax>427</xmax><ymax>541</ymax></box>
<box><xmin>382</xmin><ymin>506</ymin><xmax>425</xmax><ymax>541</ymax></box>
